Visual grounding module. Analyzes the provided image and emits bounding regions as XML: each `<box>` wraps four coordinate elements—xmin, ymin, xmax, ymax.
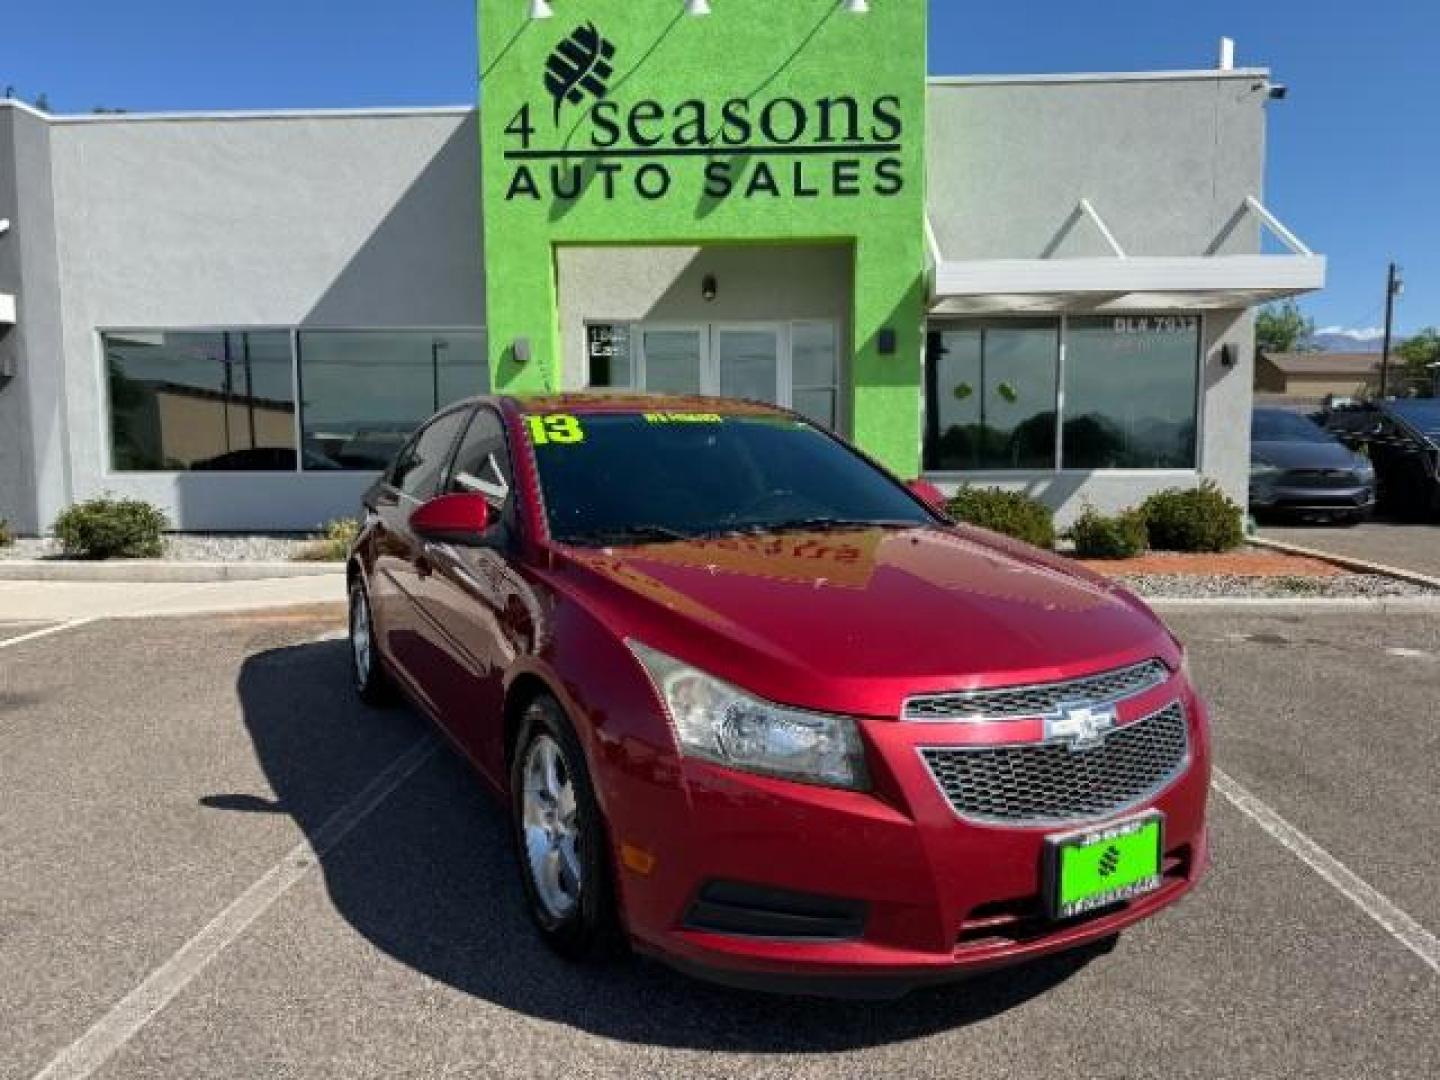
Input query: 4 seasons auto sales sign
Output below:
<box><xmin>499</xmin><ymin>20</ymin><xmax>910</xmax><ymax>204</ymax></box>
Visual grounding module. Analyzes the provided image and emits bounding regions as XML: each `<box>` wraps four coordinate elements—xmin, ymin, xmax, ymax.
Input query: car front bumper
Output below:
<box><xmin>1251</xmin><ymin>482</ymin><xmax>1376</xmax><ymax>514</ymax></box>
<box><xmin>608</xmin><ymin>681</ymin><xmax>1211</xmax><ymax>995</ymax></box>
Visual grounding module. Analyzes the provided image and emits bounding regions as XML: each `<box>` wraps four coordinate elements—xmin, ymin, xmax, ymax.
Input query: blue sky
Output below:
<box><xmin>3</xmin><ymin>1</ymin><xmax>1435</xmax><ymax>335</ymax></box>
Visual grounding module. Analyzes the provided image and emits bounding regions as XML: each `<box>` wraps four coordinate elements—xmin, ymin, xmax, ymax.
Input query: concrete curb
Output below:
<box><xmin>1249</xmin><ymin>536</ymin><xmax>1440</xmax><ymax>591</ymax></box>
<box><xmin>0</xmin><ymin>560</ymin><xmax>345</xmax><ymax>583</ymax></box>
<box><xmin>1148</xmin><ymin>595</ymin><xmax>1440</xmax><ymax>613</ymax></box>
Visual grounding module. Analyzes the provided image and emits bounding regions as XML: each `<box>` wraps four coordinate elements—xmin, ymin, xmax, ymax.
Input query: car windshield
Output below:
<box><xmin>523</xmin><ymin>410</ymin><xmax>935</xmax><ymax>546</ymax></box>
<box><xmin>1252</xmin><ymin>410</ymin><xmax>1332</xmax><ymax>443</ymax></box>
<box><xmin>1388</xmin><ymin>400</ymin><xmax>1440</xmax><ymax>441</ymax></box>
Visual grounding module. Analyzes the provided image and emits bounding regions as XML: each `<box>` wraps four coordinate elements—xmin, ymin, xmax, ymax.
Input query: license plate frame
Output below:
<box><xmin>1043</xmin><ymin>812</ymin><xmax>1165</xmax><ymax>921</ymax></box>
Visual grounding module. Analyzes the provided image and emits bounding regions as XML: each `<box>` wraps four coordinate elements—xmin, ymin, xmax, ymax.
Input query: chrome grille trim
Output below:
<box><xmin>919</xmin><ymin>701</ymin><xmax>1190</xmax><ymax>827</ymax></box>
<box><xmin>903</xmin><ymin>658</ymin><xmax>1171</xmax><ymax>722</ymax></box>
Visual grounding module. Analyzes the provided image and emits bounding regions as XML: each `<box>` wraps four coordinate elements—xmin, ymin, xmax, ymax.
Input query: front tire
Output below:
<box><xmin>349</xmin><ymin>579</ymin><xmax>391</xmax><ymax>706</ymax></box>
<box><xmin>511</xmin><ymin>695</ymin><xmax>619</xmax><ymax>961</ymax></box>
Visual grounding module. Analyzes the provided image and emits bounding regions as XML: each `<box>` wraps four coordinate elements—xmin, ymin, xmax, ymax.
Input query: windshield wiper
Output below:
<box><xmin>562</xmin><ymin>524</ymin><xmax>693</xmax><ymax>548</ymax></box>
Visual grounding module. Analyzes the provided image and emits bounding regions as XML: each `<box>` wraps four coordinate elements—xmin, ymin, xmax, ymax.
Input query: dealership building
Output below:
<box><xmin>0</xmin><ymin>0</ymin><xmax>1325</xmax><ymax>535</ymax></box>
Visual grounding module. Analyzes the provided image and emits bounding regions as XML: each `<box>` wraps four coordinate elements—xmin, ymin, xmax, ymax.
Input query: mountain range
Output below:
<box><xmin>1310</xmin><ymin>330</ymin><xmax>1391</xmax><ymax>354</ymax></box>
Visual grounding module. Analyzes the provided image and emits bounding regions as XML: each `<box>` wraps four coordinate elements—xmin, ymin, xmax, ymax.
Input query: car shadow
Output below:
<box><xmin>229</xmin><ymin>639</ymin><xmax>1100</xmax><ymax>1051</ymax></box>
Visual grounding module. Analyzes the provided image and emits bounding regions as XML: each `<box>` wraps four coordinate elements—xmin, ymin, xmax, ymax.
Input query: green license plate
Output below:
<box><xmin>1044</xmin><ymin>813</ymin><xmax>1164</xmax><ymax>920</ymax></box>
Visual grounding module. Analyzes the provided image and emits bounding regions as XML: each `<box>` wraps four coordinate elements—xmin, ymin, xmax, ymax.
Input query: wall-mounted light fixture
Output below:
<box><xmin>878</xmin><ymin>328</ymin><xmax>898</xmax><ymax>355</ymax></box>
<box><xmin>514</xmin><ymin>337</ymin><xmax>533</xmax><ymax>365</ymax></box>
<box><xmin>701</xmin><ymin>275</ymin><xmax>718</xmax><ymax>302</ymax></box>
<box><xmin>1220</xmin><ymin>343</ymin><xmax>1239</xmax><ymax>369</ymax></box>
<box><xmin>529</xmin><ymin>0</ymin><xmax>554</xmax><ymax>20</ymax></box>
<box><xmin>686</xmin><ymin>0</ymin><xmax>713</xmax><ymax>15</ymax></box>
<box><xmin>843</xmin><ymin>0</ymin><xmax>871</xmax><ymax>13</ymax></box>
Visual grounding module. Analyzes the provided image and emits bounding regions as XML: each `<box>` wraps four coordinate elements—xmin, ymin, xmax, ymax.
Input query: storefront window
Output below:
<box><xmin>923</xmin><ymin>315</ymin><xmax>1202</xmax><ymax>473</ymax></box>
<box><xmin>1063</xmin><ymin>316</ymin><xmax>1199</xmax><ymax>469</ymax></box>
<box><xmin>104</xmin><ymin>330</ymin><xmax>297</xmax><ymax>472</ymax></box>
<box><xmin>925</xmin><ymin>321</ymin><xmax>1059</xmax><ymax>471</ymax></box>
<box><xmin>298</xmin><ymin>330</ymin><xmax>488</xmax><ymax>471</ymax></box>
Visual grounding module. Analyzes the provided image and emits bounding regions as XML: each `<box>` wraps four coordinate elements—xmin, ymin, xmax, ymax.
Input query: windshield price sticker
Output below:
<box><xmin>526</xmin><ymin>414</ymin><xmax>586</xmax><ymax>446</ymax></box>
<box><xmin>643</xmin><ymin>412</ymin><xmax>724</xmax><ymax>425</ymax></box>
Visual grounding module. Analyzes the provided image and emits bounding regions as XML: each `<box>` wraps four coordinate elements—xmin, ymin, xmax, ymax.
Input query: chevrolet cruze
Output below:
<box><xmin>347</xmin><ymin>394</ymin><xmax>1210</xmax><ymax>996</ymax></box>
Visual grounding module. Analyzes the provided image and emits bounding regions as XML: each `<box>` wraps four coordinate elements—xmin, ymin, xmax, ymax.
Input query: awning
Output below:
<box><xmin>929</xmin><ymin>197</ymin><xmax>1326</xmax><ymax>315</ymax></box>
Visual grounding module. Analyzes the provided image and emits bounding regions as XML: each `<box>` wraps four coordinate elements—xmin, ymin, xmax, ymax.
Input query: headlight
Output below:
<box><xmin>1250</xmin><ymin>459</ymin><xmax>1281</xmax><ymax>479</ymax></box>
<box><xmin>628</xmin><ymin>642</ymin><xmax>869</xmax><ymax>791</ymax></box>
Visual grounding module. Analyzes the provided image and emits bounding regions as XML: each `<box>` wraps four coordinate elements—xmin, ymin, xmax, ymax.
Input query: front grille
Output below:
<box><xmin>921</xmin><ymin>701</ymin><xmax>1190</xmax><ymax>825</ymax></box>
<box><xmin>904</xmin><ymin>659</ymin><xmax>1170</xmax><ymax>722</ymax></box>
<box><xmin>1285</xmin><ymin>468</ymin><xmax>1360</xmax><ymax>490</ymax></box>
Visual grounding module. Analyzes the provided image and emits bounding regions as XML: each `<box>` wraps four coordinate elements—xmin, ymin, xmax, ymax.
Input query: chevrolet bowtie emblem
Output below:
<box><xmin>1045</xmin><ymin>703</ymin><xmax>1118</xmax><ymax>752</ymax></box>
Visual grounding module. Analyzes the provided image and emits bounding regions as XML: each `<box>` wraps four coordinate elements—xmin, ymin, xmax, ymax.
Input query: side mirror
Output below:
<box><xmin>907</xmin><ymin>479</ymin><xmax>949</xmax><ymax>511</ymax></box>
<box><xmin>409</xmin><ymin>492</ymin><xmax>492</xmax><ymax>546</ymax></box>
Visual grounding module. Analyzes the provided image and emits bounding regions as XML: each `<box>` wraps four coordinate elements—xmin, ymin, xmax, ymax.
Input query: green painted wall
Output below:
<box><xmin>478</xmin><ymin>0</ymin><xmax>928</xmax><ymax>474</ymax></box>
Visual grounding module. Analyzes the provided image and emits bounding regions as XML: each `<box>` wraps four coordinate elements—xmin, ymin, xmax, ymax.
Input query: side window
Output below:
<box><xmin>448</xmin><ymin>407</ymin><xmax>514</xmax><ymax>507</ymax></box>
<box><xmin>392</xmin><ymin>409</ymin><xmax>470</xmax><ymax>500</ymax></box>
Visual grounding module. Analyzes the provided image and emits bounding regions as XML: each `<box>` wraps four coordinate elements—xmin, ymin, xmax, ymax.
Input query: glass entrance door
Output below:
<box><xmin>638</xmin><ymin>326</ymin><xmax>706</xmax><ymax>395</ymax></box>
<box><xmin>715</xmin><ymin>325</ymin><xmax>783</xmax><ymax>407</ymax></box>
<box><xmin>591</xmin><ymin>320</ymin><xmax>841</xmax><ymax>430</ymax></box>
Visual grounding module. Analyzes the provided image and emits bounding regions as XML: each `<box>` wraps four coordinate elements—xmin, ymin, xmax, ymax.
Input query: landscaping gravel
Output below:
<box><xmin>0</xmin><ymin>534</ymin><xmax>316</xmax><ymax>563</ymax></box>
<box><xmin>1116</xmin><ymin>573</ymin><xmax>1436</xmax><ymax>600</ymax></box>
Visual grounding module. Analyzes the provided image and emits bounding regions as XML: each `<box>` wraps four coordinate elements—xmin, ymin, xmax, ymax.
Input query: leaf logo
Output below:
<box><xmin>544</xmin><ymin>23</ymin><xmax>617</xmax><ymax>123</ymax></box>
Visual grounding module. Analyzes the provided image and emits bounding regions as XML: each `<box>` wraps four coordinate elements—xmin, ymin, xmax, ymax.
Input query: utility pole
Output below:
<box><xmin>1378</xmin><ymin>262</ymin><xmax>1403</xmax><ymax>399</ymax></box>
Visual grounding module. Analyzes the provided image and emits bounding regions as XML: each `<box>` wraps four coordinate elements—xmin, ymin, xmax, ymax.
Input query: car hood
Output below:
<box><xmin>1253</xmin><ymin>439</ymin><xmax>1361</xmax><ymax>470</ymax></box>
<box><xmin>557</xmin><ymin>526</ymin><xmax>1175</xmax><ymax>719</ymax></box>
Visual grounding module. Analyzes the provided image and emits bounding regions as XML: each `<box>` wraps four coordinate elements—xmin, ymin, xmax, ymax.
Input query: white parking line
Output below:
<box><xmin>29</xmin><ymin>735</ymin><xmax>440</xmax><ymax>1080</ymax></box>
<box><xmin>0</xmin><ymin>618</ymin><xmax>101</xmax><ymax>650</ymax></box>
<box><xmin>1213</xmin><ymin>768</ymin><xmax>1439</xmax><ymax>975</ymax></box>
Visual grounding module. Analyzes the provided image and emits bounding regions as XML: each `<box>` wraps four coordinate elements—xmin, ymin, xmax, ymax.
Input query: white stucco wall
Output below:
<box><xmin>46</xmin><ymin>109</ymin><xmax>486</xmax><ymax>531</ymax></box>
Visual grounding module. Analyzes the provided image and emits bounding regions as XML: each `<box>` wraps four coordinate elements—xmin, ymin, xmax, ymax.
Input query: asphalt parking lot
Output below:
<box><xmin>2</xmin><ymin>606</ymin><xmax>1437</xmax><ymax>1079</ymax></box>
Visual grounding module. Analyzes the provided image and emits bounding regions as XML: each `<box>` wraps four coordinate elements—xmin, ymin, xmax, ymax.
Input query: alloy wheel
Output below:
<box><xmin>521</xmin><ymin>734</ymin><xmax>583</xmax><ymax>921</ymax></box>
<box><xmin>350</xmin><ymin>586</ymin><xmax>373</xmax><ymax>688</ymax></box>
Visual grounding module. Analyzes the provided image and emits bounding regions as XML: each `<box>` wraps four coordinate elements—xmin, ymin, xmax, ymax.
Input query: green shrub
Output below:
<box><xmin>946</xmin><ymin>487</ymin><xmax>1056</xmax><ymax>550</ymax></box>
<box><xmin>53</xmin><ymin>497</ymin><xmax>168</xmax><ymax>560</ymax></box>
<box><xmin>293</xmin><ymin>518</ymin><xmax>360</xmax><ymax>563</ymax></box>
<box><xmin>0</xmin><ymin>519</ymin><xmax>14</xmax><ymax>548</ymax></box>
<box><xmin>1068</xmin><ymin>507</ymin><xmax>1149</xmax><ymax>560</ymax></box>
<box><xmin>1139</xmin><ymin>482</ymin><xmax>1245</xmax><ymax>553</ymax></box>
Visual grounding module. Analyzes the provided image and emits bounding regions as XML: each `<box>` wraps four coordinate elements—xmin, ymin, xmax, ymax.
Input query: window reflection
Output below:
<box><xmin>925</xmin><ymin>322</ymin><xmax>1058</xmax><ymax>470</ymax></box>
<box><xmin>1063</xmin><ymin>316</ymin><xmax>1199</xmax><ymax>469</ymax></box>
<box><xmin>105</xmin><ymin>331</ymin><xmax>297</xmax><ymax>472</ymax></box>
<box><xmin>298</xmin><ymin>331</ymin><xmax>488</xmax><ymax>471</ymax></box>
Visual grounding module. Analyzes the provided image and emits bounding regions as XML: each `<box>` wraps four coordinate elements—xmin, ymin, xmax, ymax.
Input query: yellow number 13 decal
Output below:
<box><xmin>526</xmin><ymin>414</ymin><xmax>585</xmax><ymax>446</ymax></box>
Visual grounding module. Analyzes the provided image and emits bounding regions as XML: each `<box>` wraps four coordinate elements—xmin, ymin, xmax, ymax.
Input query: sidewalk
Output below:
<box><xmin>0</xmin><ymin>575</ymin><xmax>345</xmax><ymax>623</ymax></box>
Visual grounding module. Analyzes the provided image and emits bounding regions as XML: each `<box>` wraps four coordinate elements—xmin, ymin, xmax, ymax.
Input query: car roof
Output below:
<box><xmin>500</xmin><ymin>392</ymin><xmax>790</xmax><ymax>418</ymax></box>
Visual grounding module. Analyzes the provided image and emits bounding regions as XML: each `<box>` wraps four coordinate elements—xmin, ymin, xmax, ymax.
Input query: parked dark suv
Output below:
<box><xmin>1250</xmin><ymin>408</ymin><xmax>1376</xmax><ymax>524</ymax></box>
<box><xmin>1317</xmin><ymin>399</ymin><xmax>1440</xmax><ymax>520</ymax></box>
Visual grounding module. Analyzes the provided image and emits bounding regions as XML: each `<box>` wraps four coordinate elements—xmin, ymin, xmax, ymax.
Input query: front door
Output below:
<box><xmin>714</xmin><ymin>324</ymin><xmax>784</xmax><ymax>407</ymax></box>
<box><xmin>610</xmin><ymin>321</ymin><xmax>838</xmax><ymax>429</ymax></box>
<box><xmin>637</xmin><ymin>326</ymin><xmax>707</xmax><ymax>396</ymax></box>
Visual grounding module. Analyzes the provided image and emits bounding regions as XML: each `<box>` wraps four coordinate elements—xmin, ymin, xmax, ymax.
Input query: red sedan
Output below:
<box><xmin>347</xmin><ymin>394</ymin><xmax>1209</xmax><ymax>997</ymax></box>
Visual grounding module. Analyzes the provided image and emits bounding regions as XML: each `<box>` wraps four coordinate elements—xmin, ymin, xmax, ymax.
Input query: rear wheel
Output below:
<box><xmin>349</xmin><ymin>579</ymin><xmax>391</xmax><ymax>705</ymax></box>
<box><xmin>511</xmin><ymin>695</ymin><xmax>619</xmax><ymax>960</ymax></box>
